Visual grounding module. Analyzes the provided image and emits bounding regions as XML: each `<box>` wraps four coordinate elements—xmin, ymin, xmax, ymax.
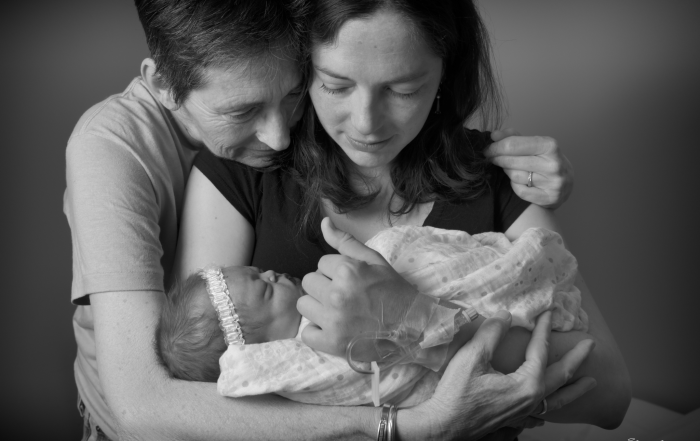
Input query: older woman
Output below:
<box><xmin>66</xmin><ymin>0</ymin><xmax>583</xmax><ymax>440</ymax></box>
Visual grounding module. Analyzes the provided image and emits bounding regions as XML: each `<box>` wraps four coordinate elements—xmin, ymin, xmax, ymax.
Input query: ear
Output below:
<box><xmin>141</xmin><ymin>58</ymin><xmax>179</xmax><ymax>111</ymax></box>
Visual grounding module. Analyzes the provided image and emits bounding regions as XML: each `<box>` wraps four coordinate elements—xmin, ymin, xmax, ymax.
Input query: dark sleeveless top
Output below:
<box><xmin>195</xmin><ymin>135</ymin><xmax>530</xmax><ymax>279</ymax></box>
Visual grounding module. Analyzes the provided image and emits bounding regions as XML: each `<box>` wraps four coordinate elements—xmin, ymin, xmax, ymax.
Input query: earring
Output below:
<box><xmin>434</xmin><ymin>87</ymin><xmax>441</xmax><ymax>115</ymax></box>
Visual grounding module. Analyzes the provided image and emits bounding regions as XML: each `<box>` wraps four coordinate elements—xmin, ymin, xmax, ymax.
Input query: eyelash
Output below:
<box><xmin>319</xmin><ymin>83</ymin><xmax>418</xmax><ymax>99</ymax></box>
<box><xmin>226</xmin><ymin>88</ymin><xmax>302</xmax><ymax>123</ymax></box>
<box><xmin>228</xmin><ymin>107</ymin><xmax>257</xmax><ymax>122</ymax></box>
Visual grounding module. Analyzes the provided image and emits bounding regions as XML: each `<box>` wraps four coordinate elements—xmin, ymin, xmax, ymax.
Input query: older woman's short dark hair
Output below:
<box><xmin>135</xmin><ymin>0</ymin><xmax>309</xmax><ymax>105</ymax></box>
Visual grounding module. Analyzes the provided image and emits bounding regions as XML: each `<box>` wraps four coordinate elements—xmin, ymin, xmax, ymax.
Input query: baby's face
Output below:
<box><xmin>222</xmin><ymin>266</ymin><xmax>304</xmax><ymax>343</ymax></box>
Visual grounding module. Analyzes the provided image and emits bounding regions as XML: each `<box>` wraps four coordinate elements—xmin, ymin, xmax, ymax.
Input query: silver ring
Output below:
<box><xmin>537</xmin><ymin>398</ymin><xmax>548</xmax><ymax>415</ymax></box>
<box><xmin>527</xmin><ymin>171</ymin><xmax>534</xmax><ymax>188</ymax></box>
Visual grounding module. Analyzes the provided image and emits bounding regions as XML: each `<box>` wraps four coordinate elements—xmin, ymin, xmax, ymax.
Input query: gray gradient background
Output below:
<box><xmin>1</xmin><ymin>0</ymin><xmax>698</xmax><ymax>439</ymax></box>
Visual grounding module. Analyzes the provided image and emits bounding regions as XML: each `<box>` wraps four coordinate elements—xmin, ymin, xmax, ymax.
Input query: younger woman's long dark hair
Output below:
<box><xmin>277</xmin><ymin>0</ymin><xmax>504</xmax><ymax>239</ymax></box>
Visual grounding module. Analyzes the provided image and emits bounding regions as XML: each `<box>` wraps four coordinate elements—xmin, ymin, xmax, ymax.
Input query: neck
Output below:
<box><xmin>346</xmin><ymin>161</ymin><xmax>393</xmax><ymax>196</ymax></box>
<box><xmin>166</xmin><ymin>107</ymin><xmax>204</xmax><ymax>151</ymax></box>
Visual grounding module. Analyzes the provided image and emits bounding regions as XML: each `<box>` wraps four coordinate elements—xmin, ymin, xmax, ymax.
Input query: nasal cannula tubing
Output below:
<box><xmin>345</xmin><ymin>307</ymin><xmax>480</xmax><ymax>374</ymax></box>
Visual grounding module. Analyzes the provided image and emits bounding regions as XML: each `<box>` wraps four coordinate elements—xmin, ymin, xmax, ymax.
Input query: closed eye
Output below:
<box><xmin>319</xmin><ymin>83</ymin><xmax>349</xmax><ymax>95</ymax></box>
<box><xmin>228</xmin><ymin>107</ymin><xmax>258</xmax><ymax>123</ymax></box>
<box><xmin>389</xmin><ymin>89</ymin><xmax>418</xmax><ymax>99</ymax></box>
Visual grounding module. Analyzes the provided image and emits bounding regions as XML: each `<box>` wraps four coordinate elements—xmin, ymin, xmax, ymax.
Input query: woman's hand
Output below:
<box><xmin>299</xmin><ymin>219</ymin><xmax>596</xmax><ymax>440</ymax></box>
<box><xmin>485</xmin><ymin>128</ymin><xmax>574</xmax><ymax>209</ymax></box>
<box><xmin>299</xmin><ymin>218</ymin><xmax>421</xmax><ymax>357</ymax></box>
<box><xmin>397</xmin><ymin>311</ymin><xmax>596</xmax><ymax>441</ymax></box>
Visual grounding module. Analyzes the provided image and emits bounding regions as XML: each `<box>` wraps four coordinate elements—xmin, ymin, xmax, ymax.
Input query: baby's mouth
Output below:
<box><xmin>290</xmin><ymin>276</ymin><xmax>307</xmax><ymax>296</ymax></box>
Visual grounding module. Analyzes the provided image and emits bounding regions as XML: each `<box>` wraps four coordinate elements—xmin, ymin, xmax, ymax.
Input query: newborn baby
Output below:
<box><xmin>157</xmin><ymin>226</ymin><xmax>588</xmax><ymax>406</ymax></box>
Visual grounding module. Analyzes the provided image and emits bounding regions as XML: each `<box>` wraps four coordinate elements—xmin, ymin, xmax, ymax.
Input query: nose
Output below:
<box><xmin>351</xmin><ymin>90</ymin><xmax>383</xmax><ymax>136</ymax></box>
<box><xmin>257</xmin><ymin>109</ymin><xmax>291</xmax><ymax>151</ymax></box>
<box><xmin>261</xmin><ymin>269</ymin><xmax>277</xmax><ymax>282</ymax></box>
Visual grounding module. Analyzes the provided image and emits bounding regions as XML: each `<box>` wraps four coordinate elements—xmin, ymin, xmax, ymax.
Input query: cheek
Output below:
<box><xmin>309</xmin><ymin>84</ymin><xmax>339</xmax><ymax>123</ymax></box>
<box><xmin>398</xmin><ymin>99</ymin><xmax>432</xmax><ymax>136</ymax></box>
<box><xmin>206</xmin><ymin>120</ymin><xmax>238</xmax><ymax>143</ymax></box>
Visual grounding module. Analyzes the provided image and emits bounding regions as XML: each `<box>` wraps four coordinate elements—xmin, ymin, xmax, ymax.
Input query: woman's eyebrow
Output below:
<box><xmin>314</xmin><ymin>65</ymin><xmax>430</xmax><ymax>84</ymax></box>
<box><xmin>314</xmin><ymin>65</ymin><xmax>350</xmax><ymax>80</ymax></box>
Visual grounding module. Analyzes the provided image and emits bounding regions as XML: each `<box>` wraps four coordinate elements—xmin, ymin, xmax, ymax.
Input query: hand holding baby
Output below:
<box><xmin>298</xmin><ymin>217</ymin><xmax>422</xmax><ymax>360</ymax></box>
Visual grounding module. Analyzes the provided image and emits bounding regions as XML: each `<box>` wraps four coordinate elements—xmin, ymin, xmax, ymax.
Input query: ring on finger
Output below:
<box><xmin>537</xmin><ymin>398</ymin><xmax>548</xmax><ymax>415</ymax></box>
<box><xmin>527</xmin><ymin>171</ymin><xmax>534</xmax><ymax>188</ymax></box>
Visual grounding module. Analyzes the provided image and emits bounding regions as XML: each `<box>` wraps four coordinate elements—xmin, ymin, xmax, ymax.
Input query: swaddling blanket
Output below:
<box><xmin>218</xmin><ymin>227</ymin><xmax>588</xmax><ymax>406</ymax></box>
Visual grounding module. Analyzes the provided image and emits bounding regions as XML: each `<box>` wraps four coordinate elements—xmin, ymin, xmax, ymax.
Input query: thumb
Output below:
<box><xmin>321</xmin><ymin>217</ymin><xmax>389</xmax><ymax>266</ymax></box>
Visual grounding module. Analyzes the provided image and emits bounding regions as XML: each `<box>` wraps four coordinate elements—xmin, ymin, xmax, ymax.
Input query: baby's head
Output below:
<box><xmin>156</xmin><ymin>265</ymin><xmax>304</xmax><ymax>382</ymax></box>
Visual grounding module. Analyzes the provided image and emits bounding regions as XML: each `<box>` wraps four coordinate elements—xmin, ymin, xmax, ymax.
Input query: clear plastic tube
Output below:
<box><xmin>345</xmin><ymin>307</ymin><xmax>479</xmax><ymax>374</ymax></box>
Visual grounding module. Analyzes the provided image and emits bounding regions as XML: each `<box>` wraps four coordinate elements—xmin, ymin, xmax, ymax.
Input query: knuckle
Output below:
<box><xmin>512</xmin><ymin>183</ymin><xmax>528</xmax><ymax>198</ymax></box>
<box><xmin>524</xmin><ymin>381</ymin><xmax>545</xmax><ymax>402</ymax></box>
<box><xmin>563</xmin><ymin>367</ymin><xmax>576</xmax><ymax>383</ymax></box>
<box><xmin>334</xmin><ymin>261</ymin><xmax>355</xmax><ymax>279</ymax></box>
<box><xmin>503</xmin><ymin>137</ymin><xmax>516</xmax><ymax>153</ymax></box>
<box><xmin>549</xmin><ymin>160</ymin><xmax>563</xmax><ymax>175</ymax></box>
<box><xmin>551</xmin><ymin>174</ymin><xmax>564</xmax><ymax>187</ymax></box>
<box><xmin>328</xmin><ymin>289</ymin><xmax>348</xmax><ymax>308</ymax></box>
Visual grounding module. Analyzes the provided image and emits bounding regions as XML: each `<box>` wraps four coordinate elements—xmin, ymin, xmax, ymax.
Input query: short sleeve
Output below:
<box><xmin>463</xmin><ymin>129</ymin><xmax>530</xmax><ymax>231</ymax></box>
<box><xmin>492</xmin><ymin>166</ymin><xmax>531</xmax><ymax>232</ymax></box>
<box><xmin>65</xmin><ymin>134</ymin><xmax>165</xmax><ymax>304</ymax></box>
<box><xmin>194</xmin><ymin>148</ymin><xmax>261</xmax><ymax>226</ymax></box>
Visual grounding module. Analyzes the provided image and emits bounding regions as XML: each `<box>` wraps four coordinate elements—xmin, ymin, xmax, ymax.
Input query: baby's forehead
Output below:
<box><xmin>221</xmin><ymin>266</ymin><xmax>263</xmax><ymax>298</ymax></box>
<box><xmin>223</xmin><ymin>265</ymin><xmax>261</xmax><ymax>279</ymax></box>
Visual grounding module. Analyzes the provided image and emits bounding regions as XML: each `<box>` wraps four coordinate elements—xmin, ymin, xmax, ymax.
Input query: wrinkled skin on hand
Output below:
<box><xmin>398</xmin><ymin>311</ymin><xmax>596</xmax><ymax>440</ymax></box>
<box><xmin>485</xmin><ymin>128</ymin><xmax>574</xmax><ymax>209</ymax></box>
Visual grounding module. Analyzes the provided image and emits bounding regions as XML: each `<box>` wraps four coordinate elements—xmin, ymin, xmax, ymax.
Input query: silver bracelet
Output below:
<box><xmin>377</xmin><ymin>404</ymin><xmax>397</xmax><ymax>441</ymax></box>
<box><xmin>387</xmin><ymin>404</ymin><xmax>397</xmax><ymax>441</ymax></box>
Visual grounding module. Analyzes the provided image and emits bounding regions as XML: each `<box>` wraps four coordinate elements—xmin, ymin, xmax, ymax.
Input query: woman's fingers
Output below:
<box><xmin>506</xmin><ymin>416</ymin><xmax>545</xmax><ymax>429</ymax></box>
<box><xmin>464</xmin><ymin>310</ymin><xmax>513</xmax><ymax>367</ymax></box>
<box><xmin>543</xmin><ymin>339</ymin><xmax>596</xmax><ymax>395</ymax></box>
<box><xmin>490</xmin><ymin>127</ymin><xmax>522</xmax><ymax>142</ymax></box>
<box><xmin>544</xmin><ymin>376</ymin><xmax>597</xmax><ymax>413</ymax></box>
<box><xmin>300</xmin><ymin>270</ymin><xmax>331</xmax><ymax>302</ymax></box>
<box><xmin>485</xmin><ymin>134</ymin><xmax>573</xmax><ymax>209</ymax></box>
<box><xmin>523</xmin><ymin>311</ymin><xmax>552</xmax><ymax>375</ymax></box>
<box><xmin>490</xmin><ymin>155</ymin><xmax>546</xmax><ymax>174</ymax></box>
<box><xmin>299</xmin><ymin>322</ymin><xmax>341</xmax><ymax>356</ymax></box>
<box><xmin>485</xmin><ymin>135</ymin><xmax>559</xmax><ymax>158</ymax></box>
<box><xmin>320</xmin><ymin>217</ymin><xmax>388</xmax><ymax>266</ymax></box>
<box><xmin>513</xmin><ymin>311</ymin><xmax>551</xmax><ymax>380</ymax></box>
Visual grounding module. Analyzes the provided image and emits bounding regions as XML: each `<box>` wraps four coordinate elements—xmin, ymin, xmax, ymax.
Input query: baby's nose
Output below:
<box><xmin>261</xmin><ymin>269</ymin><xmax>277</xmax><ymax>282</ymax></box>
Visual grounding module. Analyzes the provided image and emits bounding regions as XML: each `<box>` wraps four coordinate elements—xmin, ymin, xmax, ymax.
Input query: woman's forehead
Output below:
<box><xmin>311</xmin><ymin>9</ymin><xmax>440</xmax><ymax>81</ymax></box>
<box><xmin>194</xmin><ymin>57</ymin><xmax>302</xmax><ymax>111</ymax></box>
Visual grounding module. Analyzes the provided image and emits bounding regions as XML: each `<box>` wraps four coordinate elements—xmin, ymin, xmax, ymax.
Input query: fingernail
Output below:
<box><xmin>495</xmin><ymin>310</ymin><xmax>512</xmax><ymax>321</ymax></box>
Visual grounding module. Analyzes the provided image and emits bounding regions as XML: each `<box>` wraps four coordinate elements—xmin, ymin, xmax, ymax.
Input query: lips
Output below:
<box><xmin>345</xmin><ymin>134</ymin><xmax>392</xmax><ymax>151</ymax></box>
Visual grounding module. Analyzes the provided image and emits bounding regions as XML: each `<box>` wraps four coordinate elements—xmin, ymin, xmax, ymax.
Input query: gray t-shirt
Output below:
<box><xmin>64</xmin><ymin>77</ymin><xmax>197</xmax><ymax>438</ymax></box>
